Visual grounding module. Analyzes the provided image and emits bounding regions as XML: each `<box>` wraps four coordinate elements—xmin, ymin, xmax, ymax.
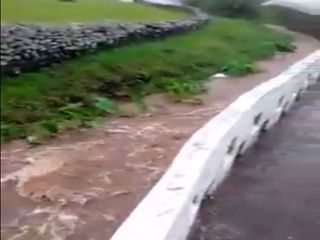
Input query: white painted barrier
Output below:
<box><xmin>111</xmin><ymin>50</ymin><xmax>320</xmax><ymax>240</ymax></box>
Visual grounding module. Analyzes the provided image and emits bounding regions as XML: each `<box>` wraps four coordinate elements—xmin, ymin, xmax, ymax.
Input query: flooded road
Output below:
<box><xmin>189</xmin><ymin>82</ymin><xmax>320</xmax><ymax>240</ymax></box>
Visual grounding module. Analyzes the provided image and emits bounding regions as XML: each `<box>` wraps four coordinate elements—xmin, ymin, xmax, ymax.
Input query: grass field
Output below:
<box><xmin>1</xmin><ymin>19</ymin><xmax>295</xmax><ymax>142</ymax></box>
<box><xmin>1</xmin><ymin>0</ymin><xmax>186</xmax><ymax>22</ymax></box>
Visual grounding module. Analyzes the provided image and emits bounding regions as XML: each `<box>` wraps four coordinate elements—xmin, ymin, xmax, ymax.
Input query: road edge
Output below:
<box><xmin>110</xmin><ymin>51</ymin><xmax>320</xmax><ymax>240</ymax></box>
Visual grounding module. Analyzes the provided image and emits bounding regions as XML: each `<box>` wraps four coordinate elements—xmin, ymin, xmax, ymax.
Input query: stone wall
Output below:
<box><xmin>1</xmin><ymin>16</ymin><xmax>209</xmax><ymax>76</ymax></box>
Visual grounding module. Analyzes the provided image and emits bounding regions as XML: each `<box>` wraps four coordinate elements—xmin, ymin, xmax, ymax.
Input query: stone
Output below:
<box><xmin>0</xmin><ymin>16</ymin><xmax>209</xmax><ymax>77</ymax></box>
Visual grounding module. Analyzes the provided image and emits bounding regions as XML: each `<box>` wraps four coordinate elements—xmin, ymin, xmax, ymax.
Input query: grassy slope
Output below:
<box><xmin>1</xmin><ymin>0</ymin><xmax>186</xmax><ymax>22</ymax></box>
<box><xmin>1</xmin><ymin>19</ymin><xmax>294</xmax><ymax>142</ymax></box>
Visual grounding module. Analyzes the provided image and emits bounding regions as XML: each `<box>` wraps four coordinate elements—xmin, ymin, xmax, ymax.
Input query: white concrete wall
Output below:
<box><xmin>110</xmin><ymin>50</ymin><xmax>320</xmax><ymax>240</ymax></box>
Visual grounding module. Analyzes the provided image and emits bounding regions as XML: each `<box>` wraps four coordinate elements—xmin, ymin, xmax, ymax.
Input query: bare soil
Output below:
<box><xmin>1</xmin><ymin>30</ymin><xmax>319</xmax><ymax>240</ymax></box>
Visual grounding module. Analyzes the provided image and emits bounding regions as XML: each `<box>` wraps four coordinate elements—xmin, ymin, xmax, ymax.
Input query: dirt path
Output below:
<box><xmin>1</xmin><ymin>30</ymin><xmax>319</xmax><ymax>240</ymax></box>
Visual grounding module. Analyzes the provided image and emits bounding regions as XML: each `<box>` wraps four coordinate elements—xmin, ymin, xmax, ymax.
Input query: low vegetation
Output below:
<box><xmin>1</xmin><ymin>19</ymin><xmax>295</xmax><ymax>142</ymax></box>
<box><xmin>1</xmin><ymin>0</ymin><xmax>186</xmax><ymax>22</ymax></box>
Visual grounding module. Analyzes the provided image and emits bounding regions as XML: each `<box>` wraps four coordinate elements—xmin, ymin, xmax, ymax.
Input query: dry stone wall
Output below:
<box><xmin>1</xmin><ymin>16</ymin><xmax>209</xmax><ymax>76</ymax></box>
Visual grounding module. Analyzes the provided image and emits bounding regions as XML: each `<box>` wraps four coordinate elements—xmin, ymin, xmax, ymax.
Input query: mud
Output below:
<box><xmin>1</xmin><ymin>31</ymin><xmax>319</xmax><ymax>240</ymax></box>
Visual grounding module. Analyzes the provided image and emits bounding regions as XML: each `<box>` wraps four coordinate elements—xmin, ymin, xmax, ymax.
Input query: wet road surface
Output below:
<box><xmin>188</xmin><ymin>82</ymin><xmax>320</xmax><ymax>240</ymax></box>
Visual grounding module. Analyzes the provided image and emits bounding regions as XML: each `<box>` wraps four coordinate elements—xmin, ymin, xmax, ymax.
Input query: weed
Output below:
<box><xmin>92</xmin><ymin>96</ymin><xmax>119</xmax><ymax>114</ymax></box>
<box><xmin>130</xmin><ymin>89</ymin><xmax>147</xmax><ymax>110</ymax></box>
<box><xmin>221</xmin><ymin>59</ymin><xmax>256</xmax><ymax>76</ymax></box>
<box><xmin>1</xmin><ymin>19</ymin><xmax>294</xmax><ymax>141</ymax></box>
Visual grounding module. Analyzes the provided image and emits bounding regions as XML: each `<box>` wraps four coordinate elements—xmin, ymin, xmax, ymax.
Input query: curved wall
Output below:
<box><xmin>110</xmin><ymin>50</ymin><xmax>320</xmax><ymax>240</ymax></box>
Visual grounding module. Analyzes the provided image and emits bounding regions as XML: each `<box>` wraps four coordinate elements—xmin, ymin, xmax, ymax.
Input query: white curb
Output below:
<box><xmin>111</xmin><ymin>50</ymin><xmax>320</xmax><ymax>240</ymax></box>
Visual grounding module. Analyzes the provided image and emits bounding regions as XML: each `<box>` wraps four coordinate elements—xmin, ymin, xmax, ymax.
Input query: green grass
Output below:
<box><xmin>1</xmin><ymin>19</ymin><xmax>295</xmax><ymax>142</ymax></box>
<box><xmin>1</xmin><ymin>0</ymin><xmax>186</xmax><ymax>23</ymax></box>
